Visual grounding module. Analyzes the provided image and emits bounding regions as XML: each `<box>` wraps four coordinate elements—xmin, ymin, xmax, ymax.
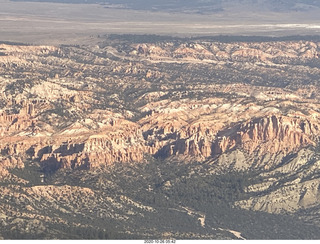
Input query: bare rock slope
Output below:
<box><xmin>2</xmin><ymin>36</ymin><xmax>320</xmax><ymax>238</ymax></box>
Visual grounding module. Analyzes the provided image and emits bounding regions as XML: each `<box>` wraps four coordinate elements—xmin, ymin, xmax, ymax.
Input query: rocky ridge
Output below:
<box><xmin>2</xmin><ymin>37</ymin><xmax>320</xmax><ymax>238</ymax></box>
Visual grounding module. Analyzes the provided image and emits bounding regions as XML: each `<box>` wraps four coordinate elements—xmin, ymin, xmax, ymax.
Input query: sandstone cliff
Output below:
<box><xmin>1</xmin><ymin>39</ymin><xmax>320</xmax><ymax>175</ymax></box>
<box><xmin>2</xmin><ymin>38</ymin><xmax>320</xmax><ymax>239</ymax></box>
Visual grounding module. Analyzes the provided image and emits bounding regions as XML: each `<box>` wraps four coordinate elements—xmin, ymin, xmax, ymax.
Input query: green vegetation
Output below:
<box><xmin>2</xmin><ymin>224</ymin><xmax>134</xmax><ymax>240</ymax></box>
<box><xmin>108</xmin><ymin>34</ymin><xmax>320</xmax><ymax>44</ymax></box>
<box><xmin>10</xmin><ymin>160</ymin><xmax>43</xmax><ymax>186</ymax></box>
<box><xmin>36</xmin><ymin>158</ymin><xmax>320</xmax><ymax>239</ymax></box>
<box><xmin>2</xmin><ymin>33</ymin><xmax>320</xmax><ymax>239</ymax></box>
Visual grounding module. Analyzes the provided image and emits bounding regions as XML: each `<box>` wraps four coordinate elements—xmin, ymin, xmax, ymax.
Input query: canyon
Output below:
<box><xmin>1</xmin><ymin>35</ymin><xmax>320</xmax><ymax>239</ymax></box>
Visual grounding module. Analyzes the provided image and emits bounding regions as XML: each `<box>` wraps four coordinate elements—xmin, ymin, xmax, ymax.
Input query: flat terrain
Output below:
<box><xmin>1</xmin><ymin>0</ymin><xmax>320</xmax><ymax>44</ymax></box>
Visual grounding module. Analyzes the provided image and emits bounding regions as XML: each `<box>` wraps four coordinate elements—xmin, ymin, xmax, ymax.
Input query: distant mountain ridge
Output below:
<box><xmin>10</xmin><ymin>0</ymin><xmax>320</xmax><ymax>13</ymax></box>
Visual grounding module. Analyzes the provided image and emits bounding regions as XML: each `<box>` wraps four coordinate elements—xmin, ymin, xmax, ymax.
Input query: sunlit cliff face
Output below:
<box><xmin>1</xmin><ymin>39</ymin><xmax>320</xmax><ymax>174</ymax></box>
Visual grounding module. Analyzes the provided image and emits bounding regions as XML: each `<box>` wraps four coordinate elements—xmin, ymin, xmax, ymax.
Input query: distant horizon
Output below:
<box><xmin>1</xmin><ymin>0</ymin><xmax>320</xmax><ymax>45</ymax></box>
<box><xmin>8</xmin><ymin>0</ymin><xmax>320</xmax><ymax>13</ymax></box>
